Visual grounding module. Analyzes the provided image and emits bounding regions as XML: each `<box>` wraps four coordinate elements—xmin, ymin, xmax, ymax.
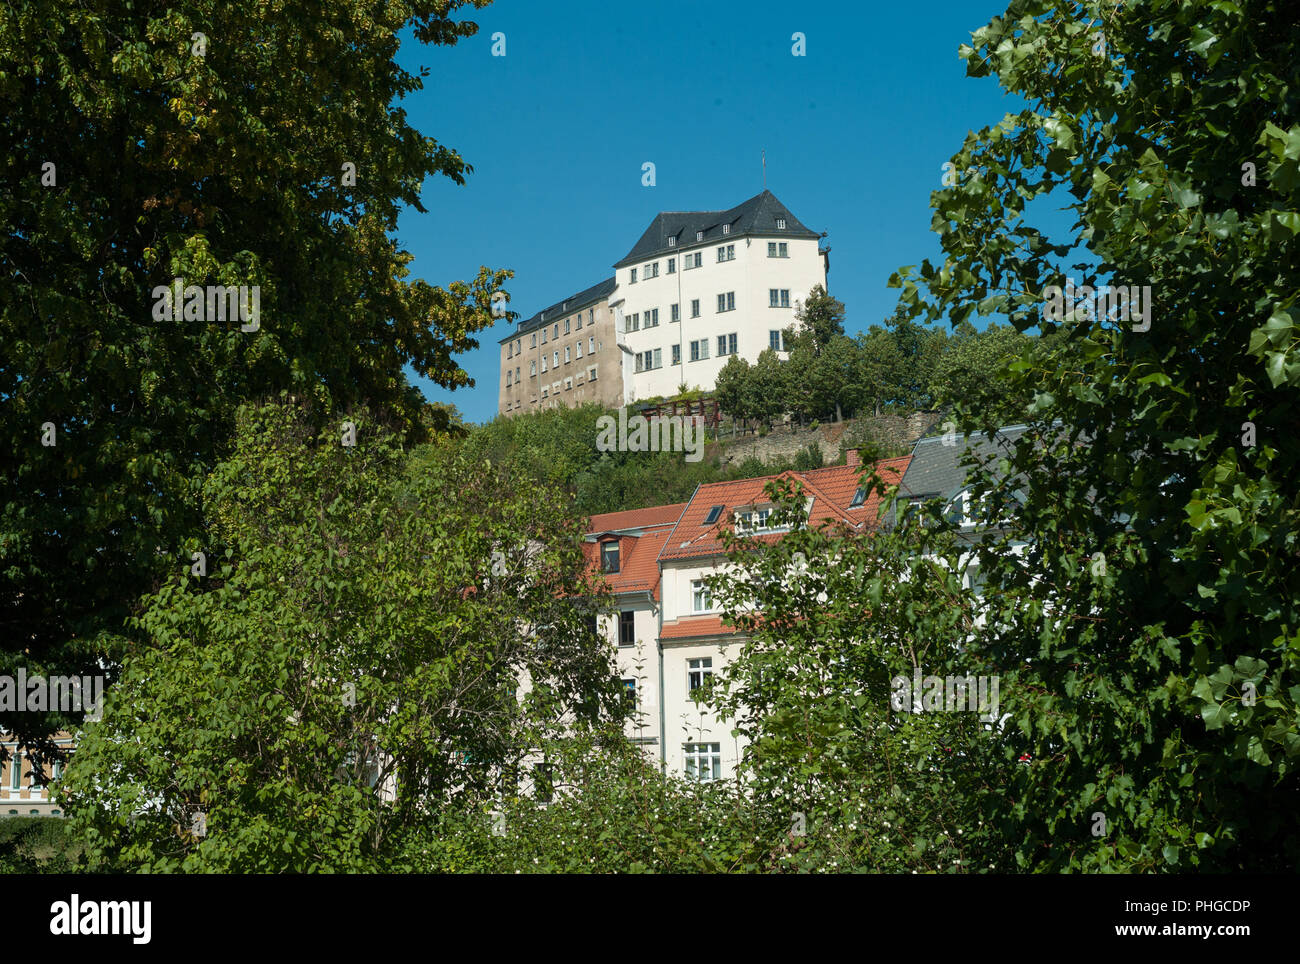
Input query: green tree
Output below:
<box><xmin>59</xmin><ymin>399</ymin><xmax>621</xmax><ymax>871</ymax></box>
<box><xmin>706</xmin><ymin>474</ymin><xmax>1010</xmax><ymax>872</ymax></box>
<box><xmin>784</xmin><ymin>284</ymin><xmax>845</xmax><ymax>356</ymax></box>
<box><xmin>929</xmin><ymin>322</ymin><xmax>1036</xmax><ymax>425</ymax></box>
<box><xmin>0</xmin><ymin>0</ymin><xmax>506</xmax><ymax>753</ymax></box>
<box><xmin>892</xmin><ymin>0</ymin><xmax>1300</xmax><ymax>870</ymax></box>
<box><xmin>855</xmin><ymin>326</ymin><xmax>906</xmax><ymax>416</ymax></box>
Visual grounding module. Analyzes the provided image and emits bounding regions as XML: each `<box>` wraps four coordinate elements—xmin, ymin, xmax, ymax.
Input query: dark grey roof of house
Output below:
<box><xmin>614</xmin><ymin>190</ymin><xmax>821</xmax><ymax>268</ymax></box>
<box><xmin>499</xmin><ymin>276</ymin><xmax>616</xmax><ymax>343</ymax></box>
<box><xmin>899</xmin><ymin>424</ymin><xmax>1034</xmax><ymax>502</ymax></box>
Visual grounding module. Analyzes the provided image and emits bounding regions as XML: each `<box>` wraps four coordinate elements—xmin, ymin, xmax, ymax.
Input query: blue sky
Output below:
<box><xmin>396</xmin><ymin>0</ymin><xmax>1028</xmax><ymax>424</ymax></box>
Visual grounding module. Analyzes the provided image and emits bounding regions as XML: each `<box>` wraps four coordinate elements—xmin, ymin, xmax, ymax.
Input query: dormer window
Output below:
<box><xmin>722</xmin><ymin>224</ymin><xmax>730</xmax><ymax>235</ymax></box>
<box><xmin>600</xmin><ymin>540</ymin><xmax>620</xmax><ymax>573</ymax></box>
<box><xmin>668</xmin><ymin>237</ymin><xmax>676</xmax><ymax>247</ymax></box>
<box><xmin>696</xmin><ymin>230</ymin><xmax>704</xmax><ymax>242</ymax></box>
<box><xmin>776</xmin><ymin>218</ymin><xmax>786</xmax><ymax>229</ymax></box>
<box><xmin>735</xmin><ymin>507</ymin><xmax>773</xmax><ymax>535</ymax></box>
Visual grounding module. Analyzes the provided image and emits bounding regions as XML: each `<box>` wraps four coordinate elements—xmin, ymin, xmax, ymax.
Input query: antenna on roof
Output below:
<box><xmin>762</xmin><ymin>150</ymin><xmax>766</xmax><ymax>189</ymax></box>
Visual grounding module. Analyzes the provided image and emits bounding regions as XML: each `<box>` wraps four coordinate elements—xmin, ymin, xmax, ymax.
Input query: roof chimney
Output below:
<box><xmin>846</xmin><ymin>448</ymin><xmax>860</xmax><ymax>467</ymax></box>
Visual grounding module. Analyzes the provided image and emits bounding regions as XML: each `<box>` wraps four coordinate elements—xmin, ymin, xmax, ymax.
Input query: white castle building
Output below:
<box><xmin>499</xmin><ymin>190</ymin><xmax>829</xmax><ymax>415</ymax></box>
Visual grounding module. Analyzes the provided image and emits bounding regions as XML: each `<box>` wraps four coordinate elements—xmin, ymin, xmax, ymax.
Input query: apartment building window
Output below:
<box><xmin>716</xmin><ymin>244</ymin><xmax>734</xmax><ymax>262</ymax></box>
<box><xmin>687</xmin><ymin>656</ymin><xmax>714</xmax><ymax>690</ymax></box>
<box><xmin>601</xmin><ymin>541</ymin><xmax>620</xmax><ymax>573</ymax></box>
<box><xmin>667</xmin><ymin>257</ymin><xmax>676</xmax><ymax>273</ymax></box>
<box><xmin>776</xmin><ymin>217</ymin><xmax>786</xmax><ymax>229</ymax></box>
<box><xmin>531</xmin><ymin>333</ymin><xmax>537</xmax><ymax>348</ymax></box>
<box><xmin>767</xmin><ymin>241</ymin><xmax>789</xmax><ymax>258</ymax></box>
<box><xmin>671</xmin><ymin>303</ymin><xmax>680</xmax><ymax>323</ymax></box>
<box><xmin>690</xmin><ymin>299</ymin><xmax>700</xmax><ymax>318</ymax></box>
<box><xmin>716</xmin><ymin>292</ymin><xmax>735</xmax><ymax>313</ymax></box>
<box><xmin>588</xmin><ymin>366</ymin><xmax>597</xmax><ymax>381</ymax></box>
<box><xmin>630</xmin><ymin>267</ymin><xmax>637</xmax><ymax>283</ymax></box>
<box><xmin>717</xmin><ymin>333</ymin><xmax>738</xmax><ymax>356</ymax></box>
<box><xmin>506</xmin><ymin>371</ymin><xmax>512</xmax><ymax>387</ymax></box>
<box><xmin>689</xmin><ymin>338</ymin><xmax>709</xmax><ymax>361</ymax></box>
<box><xmin>575</xmin><ymin>314</ymin><xmax>582</xmax><ymax>330</ymax></box>
<box><xmin>644</xmin><ymin>262</ymin><xmax>659</xmax><ymax>279</ymax></box>
<box><xmin>769</xmin><ymin>288</ymin><xmax>790</xmax><ymax>308</ymax></box>
<box><xmin>671</xmin><ymin>344</ymin><xmax>681</xmax><ymax>365</ymax></box>
<box><xmin>507</xmin><ymin>342</ymin><xmax>513</xmax><ymax>359</ymax></box>
<box><xmin>619</xmin><ymin>609</ymin><xmax>635</xmax><ymax>646</ymax></box>
<box><xmin>636</xmin><ymin>348</ymin><xmax>662</xmax><ymax>372</ymax></box>
<box><xmin>515</xmin><ymin>366</ymin><xmax>520</xmax><ymax>381</ymax></box>
<box><xmin>769</xmin><ymin>330</ymin><xmax>784</xmax><ymax>351</ymax></box>
<box><xmin>588</xmin><ymin>309</ymin><xmax>594</xmax><ymax>324</ymax></box>
<box><xmin>541</xmin><ymin>329</ymin><xmax>547</xmax><ymax>344</ymax></box>
<box><xmin>684</xmin><ymin>742</ymin><xmax>721</xmax><ymax>782</ymax></box>
<box><xmin>622</xmin><ymin>678</ymin><xmax>638</xmax><ymax>713</ymax></box>
<box><xmin>589</xmin><ymin>336</ymin><xmax>595</xmax><ymax>353</ymax></box>
<box><xmin>564</xmin><ymin>346</ymin><xmax>571</xmax><ymax>364</ymax></box>
<box><xmin>683</xmin><ymin>251</ymin><xmax>702</xmax><ymax>270</ymax></box>
<box><xmin>530</xmin><ymin>361</ymin><xmax>537</xmax><ymax>376</ymax></box>
<box><xmin>576</xmin><ymin>341</ymin><xmax>583</xmax><ymax>359</ymax></box>
<box><xmin>540</xmin><ymin>357</ymin><xmax>547</xmax><ymax>373</ymax></box>
<box><xmin>691</xmin><ymin>580</ymin><xmax>712</xmax><ymax>613</ymax></box>
<box><xmin>564</xmin><ymin>319</ymin><xmax>571</xmax><ymax>334</ymax></box>
<box><xmin>553</xmin><ymin>324</ymin><xmax>558</xmax><ymax>339</ymax></box>
<box><xmin>541</xmin><ymin>387</ymin><xmax>548</xmax><ymax>398</ymax></box>
<box><xmin>514</xmin><ymin>339</ymin><xmax>521</xmax><ymax>355</ymax></box>
<box><xmin>553</xmin><ymin>350</ymin><xmax>559</xmax><ymax>367</ymax></box>
<box><xmin>10</xmin><ymin>754</ymin><xmax>20</xmax><ymax>790</ymax></box>
<box><xmin>629</xmin><ymin>313</ymin><xmax>639</xmax><ymax>332</ymax></box>
<box><xmin>564</xmin><ymin>376</ymin><xmax>573</xmax><ymax>390</ymax></box>
<box><xmin>647</xmin><ymin>308</ymin><xmax>659</xmax><ymax>328</ymax></box>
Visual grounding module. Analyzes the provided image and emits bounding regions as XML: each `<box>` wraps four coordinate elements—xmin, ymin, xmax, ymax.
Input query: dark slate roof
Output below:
<box><xmin>899</xmin><ymin>424</ymin><xmax>1033</xmax><ymax>502</ymax></box>
<box><xmin>499</xmin><ymin>276</ymin><xmax>616</xmax><ymax>343</ymax></box>
<box><xmin>614</xmin><ymin>190</ymin><xmax>821</xmax><ymax>269</ymax></box>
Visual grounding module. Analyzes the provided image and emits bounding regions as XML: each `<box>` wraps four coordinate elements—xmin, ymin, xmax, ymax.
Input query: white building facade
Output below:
<box><xmin>498</xmin><ymin>190</ymin><xmax>828</xmax><ymax>416</ymax></box>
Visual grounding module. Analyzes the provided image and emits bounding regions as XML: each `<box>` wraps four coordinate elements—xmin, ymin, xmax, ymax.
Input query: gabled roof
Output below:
<box><xmin>899</xmin><ymin>425</ymin><xmax>1031</xmax><ymax>502</ymax></box>
<box><xmin>801</xmin><ymin>456</ymin><xmax>912</xmax><ymax>518</ymax></box>
<box><xmin>587</xmin><ymin>502</ymin><xmax>687</xmax><ymax>535</ymax></box>
<box><xmin>614</xmin><ymin>190</ymin><xmax>821</xmax><ymax>268</ymax></box>
<box><xmin>582</xmin><ymin>526</ymin><xmax>673</xmax><ymax>600</ymax></box>
<box><xmin>500</xmin><ymin>276</ymin><xmax>616</xmax><ymax>343</ymax></box>
<box><xmin>657</xmin><ymin>457</ymin><xmax>911</xmax><ymax>563</ymax></box>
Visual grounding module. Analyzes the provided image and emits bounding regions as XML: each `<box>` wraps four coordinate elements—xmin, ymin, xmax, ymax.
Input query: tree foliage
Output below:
<box><xmin>0</xmin><ymin>0</ymin><xmax>506</xmax><ymax>750</ymax></box>
<box><xmin>59</xmin><ymin>399</ymin><xmax>620</xmax><ymax>871</ymax></box>
<box><xmin>892</xmin><ymin>0</ymin><xmax>1300</xmax><ymax>870</ymax></box>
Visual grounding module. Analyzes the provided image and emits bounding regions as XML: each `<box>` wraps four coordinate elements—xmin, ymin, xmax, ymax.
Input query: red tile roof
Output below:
<box><xmin>802</xmin><ymin>455</ymin><xmax>912</xmax><ymax>518</ymax></box>
<box><xmin>656</xmin><ymin>456</ymin><xmax>911</xmax><ymax>563</ymax></box>
<box><xmin>586</xmin><ymin>502</ymin><xmax>688</xmax><ymax>535</ymax></box>
<box><xmin>582</xmin><ymin>526</ymin><xmax>673</xmax><ymax>600</ymax></box>
<box><xmin>659</xmin><ymin>614</ymin><xmax>738</xmax><ymax>640</ymax></box>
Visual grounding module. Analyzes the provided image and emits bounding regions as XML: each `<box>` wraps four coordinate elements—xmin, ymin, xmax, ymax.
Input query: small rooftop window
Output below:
<box><xmin>702</xmin><ymin>505</ymin><xmax>724</xmax><ymax>525</ymax></box>
<box><xmin>776</xmin><ymin>218</ymin><xmax>786</xmax><ymax>229</ymax></box>
<box><xmin>849</xmin><ymin>487</ymin><xmax>866</xmax><ymax>508</ymax></box>
<box><xmin>600</xmin><ymin>541</ymin><xmax>620</xmax><ymax>573</ymax></box>
<box><xmin>696</xmin><ymin>230</ymin><xmax>704</xmax><ymax>242</ymax></box>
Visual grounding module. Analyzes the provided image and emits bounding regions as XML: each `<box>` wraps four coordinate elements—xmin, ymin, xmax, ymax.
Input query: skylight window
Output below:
<box><xmin>849</xmin><ymin>487</ymin><xmax>866</xmax><ymax>508</ymax></box>
<box><xmin>703</xmin><ymin>505</ymin><xmax>724</xmax><ymax>525</ymax></box>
